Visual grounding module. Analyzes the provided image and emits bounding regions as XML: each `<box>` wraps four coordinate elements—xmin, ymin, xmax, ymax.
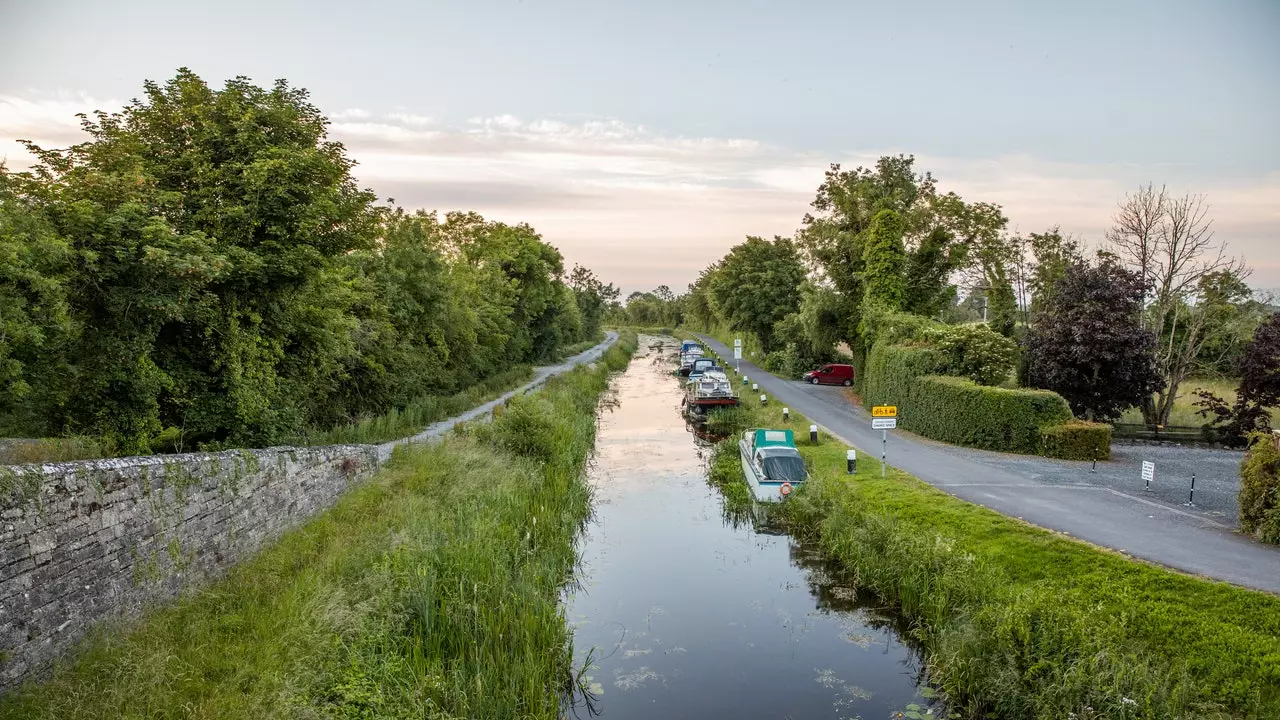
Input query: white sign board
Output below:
<box><xmin>872</xmin><ymin>417</ymin><xmax>898</xmax><ymax>430</ymax></box>
<box><xmin>1141</xmin><ymin>461</ymin><xmax>1155</xmax><ymax>482</ymax></box>
<box><xmin>733</xmin><ymin>347</ymin><xmax>742</xmax><ymax>360</ymax></box>
<box><xmin>734</xmin><ymin>338</ymin><xmax>743</xmax><ymax>348</ymax></box>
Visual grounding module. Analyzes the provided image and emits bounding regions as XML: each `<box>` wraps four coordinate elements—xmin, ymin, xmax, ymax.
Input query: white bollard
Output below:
<box><xmin>782</xmin><ymin>407</ymin><xmax>790</xmax><ymax>421</ymax></box>
<box><xmin>846</xmin><ymin>449</ymin><xmax>857</xmax><ymax>474</ymax></box>
<box><xmin>810</xmin><ymin>424</ymin><xmax>818</xmax><ymax>444</ymax></box>
<box><xmin>760</xmin><ymin>393</ymin><xmax>768</xmax><ymax>406</ymax></box>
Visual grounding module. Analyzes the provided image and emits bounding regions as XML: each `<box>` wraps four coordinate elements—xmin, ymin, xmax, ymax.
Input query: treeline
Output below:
<box><xmin>0</xmin><ymin>69</ymin><xmax>617</xmax><ymax>455</ymax></box>
<box><xmin>620</xmin><ymin>155</ymin><xmax>1277</xmax><ymax>444</ymax></box>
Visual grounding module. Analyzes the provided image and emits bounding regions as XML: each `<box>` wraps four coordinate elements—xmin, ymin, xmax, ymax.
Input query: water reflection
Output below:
<box><xmin>563</xmin><ymin>336</ymin><xmax>932</xmax><ymax>719</ymax></box>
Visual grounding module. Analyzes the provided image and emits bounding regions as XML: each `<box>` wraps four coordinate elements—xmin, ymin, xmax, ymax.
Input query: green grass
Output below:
<box><xmin>554</xmin><ymin>331</ymin><xmax>606</xmax><ymax>361</ymax></box>
<box><xmin>1118</xmin><ymin>377</ymin><xmax>1276</xmax><ymax>427</ymax></box>
<box><xmin>297</xmin><ymin>364</ymin><xmax>535</xmax><ymax>446</ymax></box>
<box><xmin>0</xmin><ymin>333</ymin><xmax>638</xmax><ymax>720</ymax></box>
<box><xmin>693</xmin><ymin>344</ymin><xmax>1280</xmax><ymax>720</ymax></box>
<box><xmin>0</xmin><ymin>437</ymin><xmax>110</xmax><ymax>465</ymax></box>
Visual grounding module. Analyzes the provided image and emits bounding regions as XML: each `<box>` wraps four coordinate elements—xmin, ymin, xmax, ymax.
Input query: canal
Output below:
<box><xmin>563</xmin><ymin>336</ymin><xmax>933</xmax><ymax>719</ymax></box>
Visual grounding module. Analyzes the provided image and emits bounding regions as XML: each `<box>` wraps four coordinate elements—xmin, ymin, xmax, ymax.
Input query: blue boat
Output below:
<box><xmin>738</xmin><ymin>429</ymin><xmax>808</xmax><ymax>502</ymax></box>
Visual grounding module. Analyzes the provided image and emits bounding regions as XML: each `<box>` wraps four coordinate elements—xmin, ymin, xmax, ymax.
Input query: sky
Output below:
<box><xmin>1</xmin><ymin>0</ymin><xmax>1277</xmax><ymax>295</ymax></box>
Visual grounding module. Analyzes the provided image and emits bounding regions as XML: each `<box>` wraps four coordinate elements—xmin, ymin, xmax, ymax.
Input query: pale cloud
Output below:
<box><xmin>2</xmin><ymin>95</ymin><xmax>1277</xmax><ymax>294</ymax></box>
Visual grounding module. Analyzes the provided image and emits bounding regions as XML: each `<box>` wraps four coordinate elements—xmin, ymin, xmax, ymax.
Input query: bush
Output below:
<box><xmin>1041</xmin><ymin>421</ymin><xmax>1113</xmax><ymax>461</ymax></box>
<box><xmin>1239</xmin><ymin>432</ymin><xmax>1280</xmax><ymax>544</ymax></box>
<box><xmin>909</xmin><ymin>376</ymin><xmax>1073</xmax><ymax>454</ymax></box>
<box><xmin>864</xmin><ymin>337</ymin><xmax>1080</xmax><ymax>456</ymax></box>
<box><xmin>925</xmin><ymin>323</ymin><xmax>1018</xmax><ymax>386</ymax></box>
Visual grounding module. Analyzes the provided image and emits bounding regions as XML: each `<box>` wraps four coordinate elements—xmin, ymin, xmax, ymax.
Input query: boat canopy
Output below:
<box><xmin>681</xmin><ymin>340</ymin><xmax>702</xmax><ymax>353</ymax></box>
<box><xmin>753</xmin><ymin>429</ymin><xmax>795</xmax><ymax>449</ymax></box>
<box><xmin>759</xmin><ymin>452</ymin><xmax>807</xmax><ymax>483</ymax></box>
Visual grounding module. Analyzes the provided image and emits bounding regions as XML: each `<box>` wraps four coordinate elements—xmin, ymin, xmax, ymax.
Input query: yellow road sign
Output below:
<box><xmin>872</xmin><ymin>405</ymin><xmax>898</xmax><ymax>417</ymax></box>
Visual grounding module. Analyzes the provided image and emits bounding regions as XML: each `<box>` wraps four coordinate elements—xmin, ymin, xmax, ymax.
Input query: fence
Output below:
<box><xmin>1111</xmin><ymin>423</ymin><xmax>1213</xmax><ymax>443</ymax></box>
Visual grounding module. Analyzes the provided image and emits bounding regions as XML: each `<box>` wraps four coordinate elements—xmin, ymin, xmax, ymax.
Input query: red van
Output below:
<box><xmin>803</xmin><ymin>363</ymin><xmax>855</xmax><ymax>386</ymax></box>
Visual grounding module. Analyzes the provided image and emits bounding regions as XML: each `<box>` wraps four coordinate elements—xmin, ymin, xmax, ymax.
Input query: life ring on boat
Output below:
<box><xmin>780</xmin><ymin>482</ymin><xmax>793</xmax><ymax>497</ymax></box>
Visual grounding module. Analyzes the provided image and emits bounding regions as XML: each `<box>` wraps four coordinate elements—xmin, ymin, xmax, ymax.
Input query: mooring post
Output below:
<box><xmin>752</xmin><ymin>383</ymin><xmax>759</xmax><ymax>392</ymax></box>
<box><xmin>760</xmin><ymin>393</ymin><xmax>767</xmax><ymax>407</ymax></box>
<box><xmin>881</xmin><ymin>430</ymin><xmax>887</xmax><ymax>478</ymax></box>
<box><xmin>742</xmin><ymin>375</ymin><xmax>748</xmax><ymax>385</ymax></box>
<box><xmin>782</xmin><ymin>407</ymin><xmax>789</xmax><ymax>422</ymax></box>
<box><xmin>809</xmin><ymin>424</ymin><xmax>818</xmax><ymax>445</ymax></box>
<box><xmin>846</xmin><ymin>449</ymin><xmax>856</xmax><ymax>475</ymax></box>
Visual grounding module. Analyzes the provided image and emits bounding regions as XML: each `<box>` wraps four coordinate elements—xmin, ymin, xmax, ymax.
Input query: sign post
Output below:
<box><xmin>1142</xmin><ymin>461</ymin><xmax>1155</xmax><ymax>491</ymax></box>
<box><xmin>871</xmin><ymin>406</ymin><xmax>898</xmax><ymax>478</ymax></box>
<box><xmin>733</xmin><ymin>338</ymin><xmax>742</xmax><ymax>372</ymax></box>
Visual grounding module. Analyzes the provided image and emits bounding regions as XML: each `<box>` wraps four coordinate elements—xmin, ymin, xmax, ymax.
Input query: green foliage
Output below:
<box><xmin>1025</xmin><ymin>259</ymin><xmax>1163</xmax><ymax>422</ymax></box>
<box><xmin>1239</xmin><ymin>432</ymin><xmax>1280</xmax><ymax>544</ymax></box>
<box><xmin>862</xmin><ymin>209</ymin><xmax>908</xmax><ymax>311</ymax></box>
<box><xmin>711</xmin><ymin>395</ymin><xmax>1280</xmax><ymax>718</ymax></box>
<box><xmin>1040</xmin><ymin>421</ymin><xmax>1113</xmax><ymax>461</ymax></box>
<box><xmin>0</xmin><ymin>72</ymin><xmax>604</xmax><ymax>454</ymax></box>
<box><xmin>1196</xmin><ymin>312</ymin><xmax>1280</xmax><ymax>447</ymax></box>
<box><xmin>708</xmin><ymin>236</ymin><xmax>806</xmax><ymax>351</ymax></box>
<box><xmin>0</xmin><ymin>332</ymin><xmax>637</xmax><ymax>720</ymax></box>
<box><xmin>985</xmin><ymin>277</ymin><xmax>1018</xmax><ymax>338</ymax></box>
<box><xmin>924</xmin><ymin>322</ymin><xmax>1017</xmax><ymax>386</ymax></box>
<box><xmin>912</xmin><ymin>376</ymin><xmax>1072</xmax><ymax>454</ymax></box>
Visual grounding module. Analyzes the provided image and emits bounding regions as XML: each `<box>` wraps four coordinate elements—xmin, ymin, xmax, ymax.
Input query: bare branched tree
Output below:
<box><xmin>1108</xmin><ymin>185</ymin><xmax>1249</xmax><ymax>425</ymax></box>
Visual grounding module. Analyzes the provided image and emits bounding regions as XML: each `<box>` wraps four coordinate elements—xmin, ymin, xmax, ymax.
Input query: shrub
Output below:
<box><xmin>864</xmin><ymin>343</ymin><xmax>1073</xmax><ymax>454</ymax></box>
<box><xmin>909</xmin><ymin>376</ymin><xmax>1073</xmax><ymax>454</ymax></box>
<box><xmin>1239</xmin><ymin>432</ymin><xmax>1280</xmax><ymax>544</ymax></box>
<box><xmin>1041</xmin><ymin>421</ymin><xmax>1112</xmax><ymax>461</ymax></box>
<box><xmin>925</xmin><ymin>323</ymin><xmax>1018</xmax><ymax>386</ymax></box>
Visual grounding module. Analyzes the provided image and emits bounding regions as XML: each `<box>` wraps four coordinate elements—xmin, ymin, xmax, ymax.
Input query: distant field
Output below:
<box><xmin>1119</xmin><ymin>377</ymin><xmax>1274</xmax><ymax>427</ymax></box>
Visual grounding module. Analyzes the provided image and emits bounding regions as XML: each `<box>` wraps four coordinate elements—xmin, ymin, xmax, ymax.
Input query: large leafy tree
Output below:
<box><xmin>862</xmin><ymin>209</ymin><xmax>907</xmax><ymax>310</ymax></box>
<box><xmin>567</xmin><ymin>264</ymin><xmax>619</xmax><ymax>338</ymax></box>
<box><xmin>797</xmin><ymin>155</ymin><xmax>1006</xmax><ymax>353</ymax></box>
<box><xmin>1024</xmin><ymin>258</ymin><xmax>1163</xmax><ymax>421</ymax></box>
<box><xmin>708</xmin><ymin>236</ymin><xmax>806</xmax><ymax>352</ymax></box>
<box><xmin>13</xmin><ymin>69</ymin><xmax>380</xmax><ymax>450</ymax></box>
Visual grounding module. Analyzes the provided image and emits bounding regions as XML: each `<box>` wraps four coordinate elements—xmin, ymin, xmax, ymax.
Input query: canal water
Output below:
<box><xmin>563</xmin><ymin>337</ymin><xmax>931</xmax><ymax>719</ymax></box>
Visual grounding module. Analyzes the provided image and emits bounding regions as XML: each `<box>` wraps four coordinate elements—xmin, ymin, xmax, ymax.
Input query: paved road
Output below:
<box><xmin>377</xmin><ymin>331</ymin><xmax>619</xmax><ymax>462</ymax></box>
<box><xmin>696</xmin><ymin>334</ymin><xmax>1280</xmax><ymax>594</ymax></box>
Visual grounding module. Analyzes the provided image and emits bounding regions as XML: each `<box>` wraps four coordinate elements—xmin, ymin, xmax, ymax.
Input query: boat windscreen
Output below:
<box><xmin>761</xmin><ymin>455</ymin><xmax>807</xmax><ymax>483</ymax></box>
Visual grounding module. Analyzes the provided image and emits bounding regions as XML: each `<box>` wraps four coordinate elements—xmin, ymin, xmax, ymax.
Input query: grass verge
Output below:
<box><xmin>693</xmin><ymin>342</ymin><xmax>1280</xmax><ymax>720</ymax></box>
<box><xmin>298</xmin><ymin>364</ymin><xmax>536</xmax><ymax>446</ymax></box>
<box><xmin>0</xmin><ymin>333</ymin><xmax>638</xmax><ymax>720</ymax></box>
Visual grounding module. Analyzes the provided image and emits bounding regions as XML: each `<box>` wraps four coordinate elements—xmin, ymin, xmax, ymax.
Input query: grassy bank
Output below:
<box><xmin>298</xmin><ymin>363</ymin><xmax>535</xmax><ymax>446</ymax></box>
<box><xmin>693</xmin><ymin>343</ymin><xmax>1280</xmax><ymax>720</ymax></box>
<box><xmin>0</xmin><ymin>333</ymin><xmax>637</xmax><ymax>720</ymax></box>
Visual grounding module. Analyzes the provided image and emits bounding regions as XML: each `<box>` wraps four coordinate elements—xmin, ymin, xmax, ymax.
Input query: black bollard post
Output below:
<box><xmin>1091</xmin><ymin>447</ymin><xmax>1097</xmax><ymax>473</ymax></box>
<box><xmin>1188</xmin><ymin>472</ymin><xmax>1196</xmax><ymax>506</ymax></box>
<box><xmin>809</xmin><ymin>424</ymin><xmax>818</xmax><ymax>445</ymax></box>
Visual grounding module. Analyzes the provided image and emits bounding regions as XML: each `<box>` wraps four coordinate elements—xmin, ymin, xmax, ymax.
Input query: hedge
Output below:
<box><xmin>864</xmin><ymin>342</ymin><xmax>1075</xmax><ymax>455</ymax></box>
<box><xmin>1041</xmin><ymin>421</ymin><xmax>1113</xmax><ymax>461</ymax></box>
<box><xmin>1239</xmin><ymin>432</ymin><xmax>1280</xmax><ymax>544</ymax></box>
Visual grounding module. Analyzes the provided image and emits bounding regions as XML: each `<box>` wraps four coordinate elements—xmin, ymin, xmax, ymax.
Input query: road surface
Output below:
<box><xmin>697</xmin><ymin>334</ymin><xmax>1280</xmax><ymax>594</ymax></box>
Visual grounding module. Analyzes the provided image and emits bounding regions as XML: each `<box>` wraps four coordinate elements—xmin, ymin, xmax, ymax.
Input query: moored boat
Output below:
<box><xmin>679</xmin><ymin>345</ymin><xmax>705</xmax><ymax>376</ymax></box>
<box><xmin>738</xmin><ymin>429</ymin><xmax>808</xmax><ymax>502</ymax></box>
<box><xmin>683</xmin><ymin>370</ymin><xmax>739</xmax><ymax>415</ymax></box>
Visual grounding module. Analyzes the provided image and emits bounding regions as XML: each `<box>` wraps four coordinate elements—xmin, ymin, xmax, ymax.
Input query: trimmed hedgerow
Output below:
<box><xmin>910</xmin><ymin>376</ymin><xmax>1072</xmax><ymax>454</ymax></box>
<box><xmin>1041</xmin><ymin>421</ymin><xmax>1113</xmax><ymax>461</ymax></box>
<box><xmin>1240</xmin><ymin>432</ymin><xmax>1280</xmax><ymax>544</ymax></box>
<box><xmin>864</xmin><ymin>342</ymin><xmax>1073</xmax><ymax>454</ymax></box>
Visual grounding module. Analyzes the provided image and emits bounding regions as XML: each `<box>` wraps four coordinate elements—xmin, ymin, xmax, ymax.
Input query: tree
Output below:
<box><xmin>797</xmin><ymin>155</ymin><xmax>1003</xmax><ymax>351</ymax></box>
<box><xmin>567</xmin><ymin>264</ymin><xmax>619</xmax><ymax>339</ymax></box>
<box><xmin>1195</xmin><ymin>313</ymin><xmax>1280</xmax><ymax>447</ymax></box>
<box><xmin>1107</xmin><ymin>184</ymin><xmax>1247</xmax><ymax>425</ymax></box>
<box><xmin>862</xmin><ymin>209</ymin><xmax>907</xmax><ymax>310</ymax></box>
<box><xmin>0</xmin><ymin>169</ymin><xmax>73</xmax><ymax>426</ymax></box>
<box><xmin>1024</xmin><ymin>259</ymin><xmax>1163</xmax><ymax>421</ymax></box>
<box><xmin>708</xmin><ymin>236</ymin><xmax>806</xmax><ymax>352</ymax></box>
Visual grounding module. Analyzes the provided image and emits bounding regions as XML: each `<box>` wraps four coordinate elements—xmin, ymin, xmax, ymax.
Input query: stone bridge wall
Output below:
<box><xmin>0</xmin><ymin>444</ymin><xmax>378</xmax><ymax>687</ymax></box>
